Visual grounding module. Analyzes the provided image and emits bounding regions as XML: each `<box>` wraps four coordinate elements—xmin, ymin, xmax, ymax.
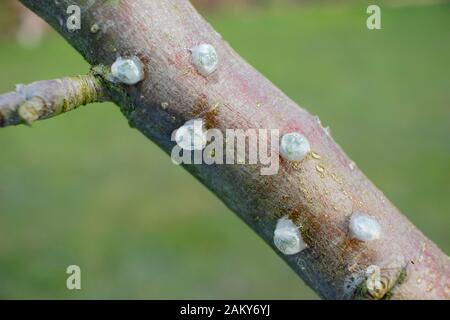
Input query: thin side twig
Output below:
<box><xmin>0</xmin><ymin>74</ymin><xmax>109</xmax><ymax>127</ymax></box>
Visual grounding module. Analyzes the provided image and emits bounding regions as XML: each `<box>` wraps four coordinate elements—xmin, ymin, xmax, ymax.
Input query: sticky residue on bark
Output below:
<box><xmin>190</xmin><ymin>44</ymin><xmax>218</xmax><ymax>76</ymax></box>
<box><xmin>110</xmin><ymin>56</ymin><xmax>145</xmax><ymax>85</ymax></box>
<box><xmin>274</xmin><ymin>216</ymin><xmax>307</xmax><ymax>255</ymax></box>
<box><xmin>349</xmin><ymin>213</ymin><xmax>381</xmax><ymax>242</ymax></box>
<box><xmin>280</xmin><ymin>132</ymin><xmax>311</xmax><ymax>161</ymax></box>
<box><xmin>174</xmin><ymin>119</ymin><xmax>207</xmax><ymax>151</ymax></box>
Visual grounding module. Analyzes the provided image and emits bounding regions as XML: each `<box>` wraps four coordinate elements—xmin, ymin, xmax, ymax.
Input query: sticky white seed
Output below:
<box><xmin>279</xmin><ymin>132</ymin><xmax>310</xmax><ymax>161</ymax></box>
<box><xmin>273</xmin><ymin>216</ymin><xmax>307</xmax><ymax>255</ymax></box>
<box><xmin>175</xmin><ymin>119</ymin><xmax>207</xmax><ymax>151</ymax></box>
<box><xmin>349</xmin><ymin>213</ymin><xmax>381</xmax><ymax>241</ymax></box>
<box><xmin>191</xmin><ymin>43</ymin><xmax>218</xmax><ymax>76</ymax></box>
<box><xmin>111</xmin><ymin>56</ymin><xmax>144</xmax><ymax>85</ymax></box>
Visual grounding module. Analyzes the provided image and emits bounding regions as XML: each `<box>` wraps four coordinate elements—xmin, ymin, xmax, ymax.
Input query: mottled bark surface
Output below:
<box><xmin>18</xmin><ymin>0</ymin><xmax>449</xmax><ymax>299</ymax></box>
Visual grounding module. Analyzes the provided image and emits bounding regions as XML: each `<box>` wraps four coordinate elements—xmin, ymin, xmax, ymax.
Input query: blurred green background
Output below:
<box><xmin>0</xmin><ymin>1</ymin><xmax>449</xmax><ymax>299</ymax></box>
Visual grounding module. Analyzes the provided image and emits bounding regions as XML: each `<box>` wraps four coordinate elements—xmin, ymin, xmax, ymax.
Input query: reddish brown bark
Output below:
<box><xmin>16</xmin><ymin>0</ymin><xmax>449</xmax><ymax>299</ymax></box>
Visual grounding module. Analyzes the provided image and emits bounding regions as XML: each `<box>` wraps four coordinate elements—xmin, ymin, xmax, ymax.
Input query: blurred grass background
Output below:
<box><xmin>0</xmin><ymin>1</ymin><xmax>449</xmax><ymax>299</ymax></box>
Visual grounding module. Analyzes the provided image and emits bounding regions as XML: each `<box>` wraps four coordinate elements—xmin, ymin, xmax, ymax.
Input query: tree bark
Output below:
<box><xmin>16</xmin><ymin>0</ymin><xmax>450</xmax><ymax>299</ymax></box>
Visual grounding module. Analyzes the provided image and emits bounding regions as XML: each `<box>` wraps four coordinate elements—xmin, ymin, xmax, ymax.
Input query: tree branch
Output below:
<box><xmin>16</xmin><ymin>0</ymin><xmax>450</xmax><ymax>299</ymax></box>
<box><xmin>0</xmin><ymin>74</ymin><xmax>109</xmax><ymax>127</ymax></box>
